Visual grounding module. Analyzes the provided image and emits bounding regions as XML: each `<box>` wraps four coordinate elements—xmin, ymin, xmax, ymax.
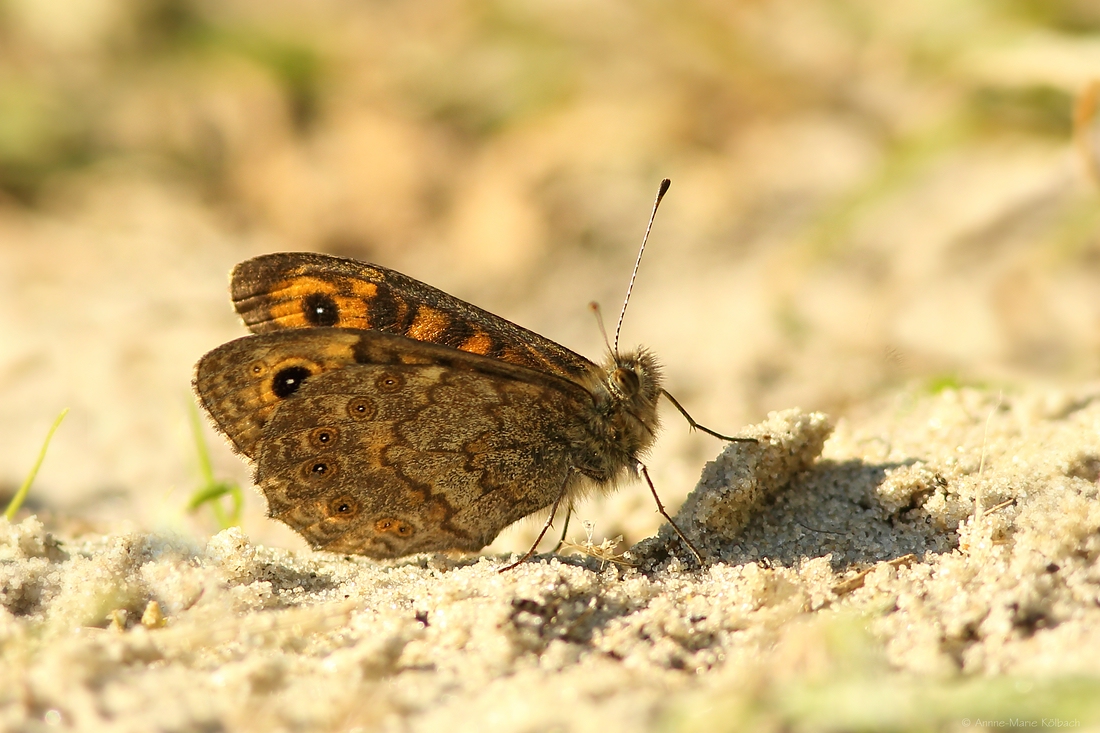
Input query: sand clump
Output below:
<box><xmin>2</xmin><ymin>386</ymin><xmax>1100</xmax><ymax>731</ymax></box>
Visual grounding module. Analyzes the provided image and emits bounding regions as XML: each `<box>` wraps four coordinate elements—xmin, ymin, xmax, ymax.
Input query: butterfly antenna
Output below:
<box><xmin>614</xmin><ymin>178</ymin><xmax>671</xmax><ymax>355</ymax></box>
<box><xmin>589</xmin><ymin>301</ymin><xmax>613</xmax><ymax>355</ymax></box>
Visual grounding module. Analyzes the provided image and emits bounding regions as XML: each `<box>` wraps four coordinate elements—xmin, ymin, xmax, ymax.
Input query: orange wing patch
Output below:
<box><xmin>458</xmin><ymin>331</ymin><xmax>495</xmax><ymax>356</ymax></box>
<box><xmin>407</xmin><ymin>305</ymin><xmax>451</xmax><ymax>342</ymax></box>
<box><xmin>262</xmin><ymin>277</ymin><xmax>383</xmax><ymax>330</ymax></box>
<box><xmin>262</xmin><ymin>277</ymin><xmax>335</xmax><ymax>329</ymax></box>
<box><xmin>374</xmin><ymin>517</ymin><xmax>414</xmax><ymax>536</ymax></box>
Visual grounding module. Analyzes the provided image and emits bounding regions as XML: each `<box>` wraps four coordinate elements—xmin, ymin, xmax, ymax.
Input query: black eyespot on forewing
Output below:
<box><xmin>272</xmin><ymin>366</ymin><xmax>313</xmax><ymax>398</ymax></box>
<box><xmin>302</xmin><ymin>292</ymin><xmax>340</xmax><ymax>327</ymax></box>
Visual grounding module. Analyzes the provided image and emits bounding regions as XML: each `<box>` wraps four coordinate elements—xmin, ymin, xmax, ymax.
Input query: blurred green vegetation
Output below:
<box><xmin>0</xmin><ymin>0</ymin><xmax>1096</xmax><ymax>417</ymax></box>
<box><xmin>187</xmin><ymin>400</ymin><xmax>242</xmax><ymax>530</ymax></box>
<box><xmin>2</xmin><ymin>0</ymin><xmax>1098</xmax><ymax>463</ymax></box>
<box><xmin>1</xmin><ymin>0</ymin><xmax>1095</xmax><ymax>214</ymax></box>
<box><xmin>663</xmin><ymin>613</ymin><xmax>1100</xmax><ymax>733</ymax></box>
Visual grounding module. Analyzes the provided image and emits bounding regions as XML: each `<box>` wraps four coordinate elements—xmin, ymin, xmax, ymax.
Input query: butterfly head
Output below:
<box><xmin>598</xmin><ymin>347</ymin><xmax>663</xmax><ymax>437</ymax></box>
<box><xmin>594</xmin><ymin>177</ymin><xmax>670</xmax><ymax>445</ymax></box>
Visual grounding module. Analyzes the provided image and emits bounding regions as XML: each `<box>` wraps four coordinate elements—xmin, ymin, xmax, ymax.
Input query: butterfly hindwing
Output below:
<box><xmin>253</xmin><ymin>357</ymin><xmax>586</xmax><ymax>557</ymax></box>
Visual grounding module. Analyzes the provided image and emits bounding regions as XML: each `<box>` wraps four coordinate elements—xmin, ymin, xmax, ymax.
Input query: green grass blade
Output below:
<box><xmin>4</xmin><ymin>408</ymin><xmax>69</xmax><ymax>521</ymax></box>
<box><xmin>187</xmin><ymin>400</ymin><xmax>243</xmax><ymax>529</ymax></box>
<box><xmin>189</xmin><ymin>399</ymin><xmax>216</xmax><ymax>486</ymax></box>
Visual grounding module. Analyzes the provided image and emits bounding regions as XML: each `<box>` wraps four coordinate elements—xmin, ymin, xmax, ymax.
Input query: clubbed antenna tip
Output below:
<box><xmin>613</xmin><ymin>179</ymin><xmax>671</xmax><ymax>354</ymax></box>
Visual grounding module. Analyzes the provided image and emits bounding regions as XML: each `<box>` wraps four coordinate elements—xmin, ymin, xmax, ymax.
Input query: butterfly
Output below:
<box><xmin>194</xmin><ymin>180</ymin><xmax>748</xmax><ymax>565</ymax></box>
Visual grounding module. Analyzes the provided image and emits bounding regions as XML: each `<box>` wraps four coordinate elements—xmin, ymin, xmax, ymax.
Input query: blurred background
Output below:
<box><xmin>1</xmin><ymin>0</ymin><xmax>1098</xmax><ymax>553</ymax></box>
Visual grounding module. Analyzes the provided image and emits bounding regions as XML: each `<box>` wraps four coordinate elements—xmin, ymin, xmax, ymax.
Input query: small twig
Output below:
<box><xmin>560</xmin><ymin>528</ymin><xmax>638</xmax><ymax>568</ymax></box>
<box><xmin>794</xmin><ymin>519</ymin><xmax>847</xmax><ymax>537</ymax></box>
<box><xmin>832</xmin><ymin>554</ymin><xmax>917</xmax><ymax>596</ymax></box>
<box><xmin>984</xmin><ymin>498</ymin><xmax>1015</xmax><ymax>515</ymax></box>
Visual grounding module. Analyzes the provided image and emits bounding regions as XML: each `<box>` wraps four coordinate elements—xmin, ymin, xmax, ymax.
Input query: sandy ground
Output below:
<box><xmin>2</xmin><ymin>3</ymin><xmax>1100</xmax><ymax>730</ymax></box>
<box><xmin>4</xmin><ymin>387</ymin><xmax>1100</xmax><ymax>732</ymax></box>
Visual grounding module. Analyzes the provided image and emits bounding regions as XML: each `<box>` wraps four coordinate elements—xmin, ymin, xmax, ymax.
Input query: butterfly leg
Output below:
<box><xmin>640</xmin><ymin>463</ymin><xmax>704</xmax><ymax>565</ymax></box>
<box><xmin>551</xmin><ymin>503</ymin><xmax>573</xmax><ymax>553</ymax></box>
<box><xmin>661</xmin><ymin>389</ymin><xmax>758</xmax><ymax>444</ymax></box>
<box><xmin>499</xmin><ymin>491</ymin><xmax>566</xmax><ymax>573</ymax></box>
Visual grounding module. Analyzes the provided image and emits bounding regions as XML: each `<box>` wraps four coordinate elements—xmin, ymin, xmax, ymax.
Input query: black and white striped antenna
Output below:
<box><xmin>613</xmin><ymin>178</ymin><xmax>671</xmax><ymax>354</ymax></box>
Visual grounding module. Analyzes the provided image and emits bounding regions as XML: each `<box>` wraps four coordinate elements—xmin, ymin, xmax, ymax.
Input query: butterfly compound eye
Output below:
<box><xmin>611</xmin><ymin>367</ymin><xmax>640</xmax><ymax>397</ymax></box>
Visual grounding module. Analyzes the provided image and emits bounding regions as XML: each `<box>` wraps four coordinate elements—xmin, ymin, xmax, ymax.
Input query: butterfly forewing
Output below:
<box><xmin>231</xmin><ymin>253</ymin><xmax>595</xmax><ymax>382</ymax></box>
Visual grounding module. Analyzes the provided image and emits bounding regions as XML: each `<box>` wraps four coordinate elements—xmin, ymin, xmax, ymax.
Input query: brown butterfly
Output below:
<box><xmin>194</xmin><ymin>180</ymin><xmax>748</xmax><ymax>565</ymax></box>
